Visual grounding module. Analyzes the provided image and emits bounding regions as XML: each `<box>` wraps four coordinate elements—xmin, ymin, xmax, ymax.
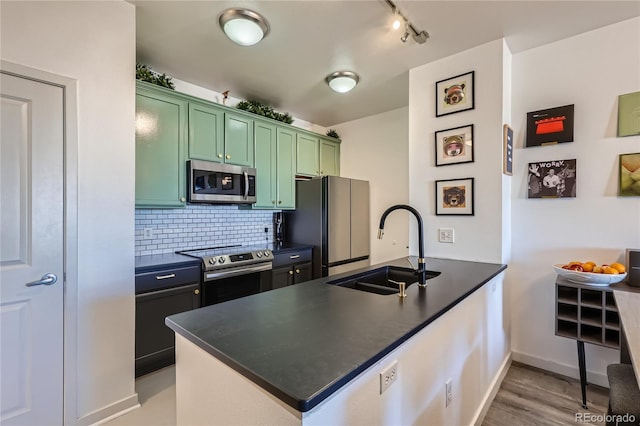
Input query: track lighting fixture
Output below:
<box><xmin>384</xmin><ymin>0</ymin><xmax>430</xmax><ymax>45</ymax></box>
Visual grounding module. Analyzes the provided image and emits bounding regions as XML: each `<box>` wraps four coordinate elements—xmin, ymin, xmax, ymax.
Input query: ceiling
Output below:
<box><xmin>133</xmin><ymin>1</ymin><xmax>639</xmax><ymax>127</ymax></box>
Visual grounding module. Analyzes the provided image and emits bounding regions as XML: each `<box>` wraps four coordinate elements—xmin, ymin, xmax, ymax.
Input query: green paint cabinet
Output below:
<box><xmin>253</xmin><ymin>120</ymin><xmax>295</xmax><ymax>209</ymax></box>
<box><xmin>135</xmin><ymin>83</ymin><xmax>188</xmax><ymax>208</ymax></box>
<box><xmin>320</xmin><ymin>138</ymin><xmax>340</xmax><ymax>176</ymax></box>
<box><xmin>296</xmin><ymin>133</ymin><xmax>341</xmax><ymax>177</ymax></box>
<box><xmin>224</xmin><ymin>112</ymin><xmax>254</xmax><ymax>167</ymax></box>
<box><xmin>296</xmin><ymin>133</ymin><xmax>320</xmax><ymax>176</ymax></box>
<box><xmin>188</xmin><ymin>101</ymin><xmax>224</xmax><ymax>162</ymax></box>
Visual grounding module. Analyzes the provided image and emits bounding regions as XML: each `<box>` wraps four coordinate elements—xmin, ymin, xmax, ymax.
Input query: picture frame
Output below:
<box><xmin>435</xmin><ymin>124</ymin><xmax>474</xmax><ymax>166</ymax></box>
<box><xmin>617</xmin><ymin>92</ymin><xmax>640</xmax><ymax>137</ymax></box>
<box><xmin>525</xmin><ymin>104</ymin><xmax>574</xmax><ymax>147</ymax></box>
<box><xmin>435</xmin><ymin>177</ymin><xmax>474</xmax><ymax>215</ymax></box>
<box><xmin>619</xmin><ymin>152</ymin><xmax>640</xmax><ymax>196</ymax></box>
<box><xmin>435</xmin><ymin>71</ymin><xmax>475</xmax><ymax>117</ymax></box>
<box><xmin>527</xmin><ymin>159</ymin><xmax>576</xmax><ymax>199</ymax></box>
<box><xmin>503</xmin><ymin>124</ymin><xmax>513</xmax><ymax>176</ymax></box>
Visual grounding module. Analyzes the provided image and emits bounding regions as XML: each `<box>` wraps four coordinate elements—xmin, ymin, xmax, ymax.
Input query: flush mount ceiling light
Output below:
<box><xmin>325</xmin><ymin>71</ymin><xmax>360</xmax><ymax>93</ymax></box>
<box><xmin>219</xmin><ymin>8</ymin><xmax>270</xmax><ymax>46</ymax></box>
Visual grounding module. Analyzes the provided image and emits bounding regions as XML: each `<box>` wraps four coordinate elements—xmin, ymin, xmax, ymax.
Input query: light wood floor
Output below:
<box><xmin>483</xmin><ymin>362</ymin><xmax>609</xmax><ymax>426</ymax></box>
<box><xmin>108</xmin><ymin>362</ymin><xmax>610</xmax><ymax>425</ymax></box>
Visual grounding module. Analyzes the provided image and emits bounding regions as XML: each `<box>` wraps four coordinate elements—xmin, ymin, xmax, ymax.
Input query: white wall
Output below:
<box><xmin>1</xmin><ymin>1</ymin><xmax>138</xmax><ymax>423</ymax></box>
<box><xmin>334</xmin><ymin>107</ymin><xmax>410</xmax><ymax>265</ymax></box>
<box><xmin>409</xmin><ymin>39</ymin><xmax>510</xmax><ymax>264</ymax></box>
<box><xmin>510</xmin><ymin>17</ymin><xmax>640</xmax><ymax>386</ymax></box>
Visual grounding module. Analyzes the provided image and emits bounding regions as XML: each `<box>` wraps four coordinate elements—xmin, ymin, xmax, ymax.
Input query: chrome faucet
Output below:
<box><xmin>378</xmin><ymin>204</ymin><xmax>427</xmax><ymax>288</ymax></box>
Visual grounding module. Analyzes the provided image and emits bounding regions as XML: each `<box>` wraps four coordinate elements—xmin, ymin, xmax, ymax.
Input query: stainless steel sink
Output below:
<box><xmin>327</xmin><ymin>266</ymin><xmax>440</xmax><ymax>295</ymax></box>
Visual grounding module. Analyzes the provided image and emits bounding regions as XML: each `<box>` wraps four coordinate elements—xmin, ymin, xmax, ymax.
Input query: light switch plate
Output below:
<box><xmin>438</xmin><ymin>228</ymin><xmax>454</xmax><ymax>243</ymax></box>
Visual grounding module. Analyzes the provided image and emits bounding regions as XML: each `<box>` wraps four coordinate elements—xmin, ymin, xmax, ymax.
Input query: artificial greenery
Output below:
<box><xmin>236</xmin><ymin>100</ymin><xmax>293</xmax><ymax>124</ymax></box>
<box><xmin>136</xmin><ymin>63</ymin><xmax>175</xmax><ymax>90</ymax></box>
<box><xmin>326</xmin><ymin>129</ymin><xmax>340</xmax><ymax>139</ymax></box>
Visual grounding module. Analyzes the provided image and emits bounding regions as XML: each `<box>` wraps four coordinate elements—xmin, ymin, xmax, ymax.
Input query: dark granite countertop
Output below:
<box><xmin>166</xmin><ymin>256</ymin><xmax>506</xmax><ymax>412</ymax></box>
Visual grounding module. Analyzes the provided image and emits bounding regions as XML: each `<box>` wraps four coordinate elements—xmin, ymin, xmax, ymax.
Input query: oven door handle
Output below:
<box><xmin>204</xmin><ymin>262</ymin><xmax>272</xmax><ymax>281</ymax></box>
<box><xmin>243</xmin><ymin>171</ymin><xmax>249</xmax><ymax>200</ymax></box>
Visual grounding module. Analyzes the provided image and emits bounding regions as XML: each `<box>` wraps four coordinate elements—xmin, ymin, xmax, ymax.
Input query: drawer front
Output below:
<box><xmin>273</xmin><ymin>249</ymin><xmax>312</xmax><ymax>268</ymax></box>
<box><xmin>136</xmin><ymin>265</ymin><xmax>201</xmax><ymax>294</ymax></box>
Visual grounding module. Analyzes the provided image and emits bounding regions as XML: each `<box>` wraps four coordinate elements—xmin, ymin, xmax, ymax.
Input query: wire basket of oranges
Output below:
<box><xmin>553</xmin><ymin>261</ymin><xmax>627</xmax><ymax>285</ymax></box>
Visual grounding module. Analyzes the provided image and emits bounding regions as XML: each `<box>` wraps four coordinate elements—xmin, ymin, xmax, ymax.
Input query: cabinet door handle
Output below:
<box><xmin>278</xmin><ymin>200</ymin><xmax>282</xmax><ymax>204</ymax></box>
<box><xmin>218</xmin><ymin>154</ymin><xmax>223</xmax><ymax>158</ymax></box>
<box><xmin>180</xmin><ymin>197</ymin><xmax>186</xmax><ymax>202</ymax></box>
<box><xmin>194</xmin><ymin>289</ymin><xmax>200</xmax><ymax>295</ymax></box>
<box><xmin>289</xmin><ymin>255</ymin><xmax>300</xmax><ymax>259</ymax></box>
<box><xmin>295</xmin><ymin>269</ymin><xmax>300</xmax><ymax>274</ymax></box>
<box><xmin>272</xmin><ymin>200</ymin><xmax>276</xmax><ymax>204</ymax></box>
<box><xmin>226</xmin><ymin>154</ymin><xmax>231</xmax><ymax>160</ymax></box>
<box><xmin>288</xmin><ymin>270</ymin><xmax>294</xmax><ymax>275</ymax></box>
<box><xmin>155</xmin><ymin>274</ymin><xmax>175</xmax><ymax>280</ymax></box>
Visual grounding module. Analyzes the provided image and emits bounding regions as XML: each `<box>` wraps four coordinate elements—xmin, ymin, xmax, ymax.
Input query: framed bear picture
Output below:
<box><xmin>435</xmin><ymin>71</ymin><xmax>475</xmax><ymax>117</ymax></box>
<box><xmin>435</xmin><ymin>124</ymin><xmax>474</xmax><ymax>166</ymax></box>
<box><xmin>435</xmin><ymin>177</ymin><xmax>474</xmax><ymax>215</ymax></box>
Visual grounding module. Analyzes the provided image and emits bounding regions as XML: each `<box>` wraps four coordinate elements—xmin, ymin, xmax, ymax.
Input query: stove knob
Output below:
<box><xmin>256</xmin><ymin>252</ymin><xmax>262</xmax><ymax>258</ymax></box>
<box><xmin>264</xmin><ymin>251</ymin><xmax>271</xmax><ymax>257</ymax></box>
<box><xmin>218</xmin><ymin>257</ymin><xmax>226</xmax><ymax>264</ymax></box>
<box><xmin>208</xmin><ymin>257</ymin><xmax>216</xmax><ymax>265</ymax></box>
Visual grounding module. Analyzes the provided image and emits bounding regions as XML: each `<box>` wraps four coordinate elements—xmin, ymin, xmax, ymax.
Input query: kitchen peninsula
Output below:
<box><xmin>166</xmin><ymin>256</ymin><xmax>508</xmax><ymax>425</ymax></box>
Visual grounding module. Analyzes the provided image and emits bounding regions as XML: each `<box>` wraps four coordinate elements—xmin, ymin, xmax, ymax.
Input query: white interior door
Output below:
<box><xmin>1</xmin><ymin>73</ymin><xmax>64</xmax><ymax>425</ymax></box>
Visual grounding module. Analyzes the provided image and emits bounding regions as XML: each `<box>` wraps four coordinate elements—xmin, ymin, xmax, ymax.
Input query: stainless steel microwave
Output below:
<box><xmin>187</xmin><ymin>160</ymin><xmax>256</xmax><ymax>204</ymax></box>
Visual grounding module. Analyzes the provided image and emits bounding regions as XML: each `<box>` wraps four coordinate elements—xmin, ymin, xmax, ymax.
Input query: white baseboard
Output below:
<box><xmin>75</xmin><ymin>393</ymin><xmax>139</xmax><ymax>426</ymax></box>
<box><xmin>512</xmin><ymin>351</ymin><xmax>609</xmax><ymax>388</ymax></box>
<box><xmin>472</xmin><ymin>352</ymin><xmax>512</xmax><ymax>426</ymax></box>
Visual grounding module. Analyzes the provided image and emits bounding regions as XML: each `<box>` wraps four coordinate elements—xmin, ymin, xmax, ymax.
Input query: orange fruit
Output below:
<box><xmin>603</xmin><ymin>267</ymin><xmax>619</xmax><ymax>275</ymax></box>
<box><xmin>584</xmin><ymin>261</ymin><xmax>596</xmax><ymax>267</ymax></box>
<box><xmin>581</xmin><ymin>263</ymin><xmax>594</xmax><ymax>272</ymax></box>
<box><xmin>569</xmin><ymin>261</ymin><xmax>582</xmax><ymax>266</ymax></box>
<box><xmin>592</xmin><ymin>266</ymin><xmax>604</xmax><ymax>274</ymax></box>
<box><xmin>609</xmin><ymin>262</ymin><xmax>626</xmax><ymax>273</ymax></box>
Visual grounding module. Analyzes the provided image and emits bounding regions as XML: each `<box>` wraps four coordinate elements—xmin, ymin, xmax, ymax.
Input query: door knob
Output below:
<box><xmin>218</xmin><ymin>154</ymin><xmax>223</xmax><ymax>158</ymax></box>
<box><xmin>180</xmin><ymin>197</ymin><xmax>186</xmax><ymax>202</ymax></box>
<box><xmin>194</xmin><ymin>289</ymin><xmax>200</xmax><ymax>295</ymax></box>
<box><xmin>226</xmin><ymin>155</ymin><xmax>231</xmax><ymax>159</ymax></box>
<box><xmin>288</xmin><ymin>270</ymin><xmax>294</xmax><ymax>275</ymax></box>
<box><xmin>295</xmin><ymin>269</ymin><xmax>300</xmax><ymax>274</ymax></box>
<box><xmin>25</xmin><ymin>273</ymin><xmax>57</xmax><ymax>287</ymax></box>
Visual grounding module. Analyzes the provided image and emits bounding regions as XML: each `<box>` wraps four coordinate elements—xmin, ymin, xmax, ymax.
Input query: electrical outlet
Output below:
<box><xmin>438</xmin><ymin>228</ymin><xmax>454</xmax><ymax>243</ymax></box>
<box><xmin>143</xmin><ymin>228</ymin><xmax>153</xmax><ymax>239</ymax></box>
<box><xmin>379</xmin><ymin>360</ymin><xmax>398</xmax><ymax>394</ymax></box>
<box><xmin>446</xmin><ymin>379</ymin><xmax>452</xmax><ymax>407</ymax></box>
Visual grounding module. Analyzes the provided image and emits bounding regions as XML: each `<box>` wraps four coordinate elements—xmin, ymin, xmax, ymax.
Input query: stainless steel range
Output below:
<box><xmin>177</xmin><ymin>245</ymin><xmax>273</xmax><ymax>305</ymax></box>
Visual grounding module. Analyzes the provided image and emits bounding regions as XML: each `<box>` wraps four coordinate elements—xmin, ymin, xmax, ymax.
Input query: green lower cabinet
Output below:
<box><xmin>296</xmin><ymin>133</ymin><xmax>319</xmax><ymax>176</ymax></box>
<box><xmin>135</xmin><ymin>84</ymin><xmax>187</xmax><ymax>208</ymax></box>
<box><xmin>252</xmin><ymin>122</ymin><xmax>295</xmax><ymax>210</ymax></box>
<box><xmin>320</xmin><ymin>138</ymin><xmax>340</xmax><ymax>176</ymax></box>
<box><xmin>225</xmin><ymin>112</ymin><xmax>254</xmax><ymax>167</ymax></box>
<box><xmin>188</xmin><ymin>102</ymin><xmax>224</xmax><ymax>162</ymax></box>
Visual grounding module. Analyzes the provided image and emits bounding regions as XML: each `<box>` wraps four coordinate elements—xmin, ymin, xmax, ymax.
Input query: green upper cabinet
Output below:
<box><xmin>276</xmin><ymin>127</ymin><xmax>296</xmax><ymax>209</ymax></box>
<box><xmin>296</xmin><ymin>133</ymin><xmax>319</xmax><ymax>176</ymax></box>
<box><xmin>252</xmin><ymin>122</ymin><xmax>295</xmax><ymax>210</ymax></box>
<box><xmin>225</xmin><ymin>112</ymin><xmax>254</xmax><ymax>167</ymax></box>
<box><xmin>188</xmin><ymin>101</ymin><xmax>224</xmax><ymax>162</ymax></box>
<box><xmin>254</xmin><ymin>121</ymin><xmax>277</xmax><ymax>209</ymax></box>
<box><xmin>135</xmin><ymin>83</ymin><xmax>187</xmax><ymax>208</ymax></box>
<box><xmin>320</xmin><ymin>138</ymin><xmax>340</xmax><ymax>176</ymax></box>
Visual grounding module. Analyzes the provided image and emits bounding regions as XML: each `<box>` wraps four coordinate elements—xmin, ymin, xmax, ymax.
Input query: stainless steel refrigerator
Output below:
<box><xmin>285</xmin><ymin>176</ymin><xmax>370</xmax><ymax>278</ymax></box>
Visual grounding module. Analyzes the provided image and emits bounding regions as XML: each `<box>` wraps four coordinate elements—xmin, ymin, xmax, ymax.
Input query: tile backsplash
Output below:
<box><xmin>135</xmin><ymin>205</ymin><xmax>276</xmax><ymax>256</ymax></box>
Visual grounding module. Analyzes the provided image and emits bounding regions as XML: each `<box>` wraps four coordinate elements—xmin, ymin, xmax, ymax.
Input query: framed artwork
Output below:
<box><xmin>435</xmin><ymin>71</ymin><xmax>475</xmax><ymax>117</ymax></box>
<box><xmin>435</xmin><ymin>177</ymin><xmax>474</xmax><ymax>215</ymax></box>
<box><xmin>435</xmin><ymin>124</ymin><xmax>474</xmax><ymax>166</ymax></box>
<box><xmin>527</xmin><ymin>159</ymin><xmax>576</xmax><ymax>199</ymax></box>
<box><xmin>525</xmin><ymin>104</ymin><xmax>574</xmax><ymax>147</ymax></box>
<box><xmin>503</xmin><ymin>124</ymin><xmax>513</xmax><ymax>176</ymax></box>
<box><xmin>619</xmin><ymin>152</ymin><xmax>640</xmax><ymax>196</ymax></box>
<box><xmin>617</xmin><ymin>91</ymin><xmax>640</xmax><ymax>137</ymax></box>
